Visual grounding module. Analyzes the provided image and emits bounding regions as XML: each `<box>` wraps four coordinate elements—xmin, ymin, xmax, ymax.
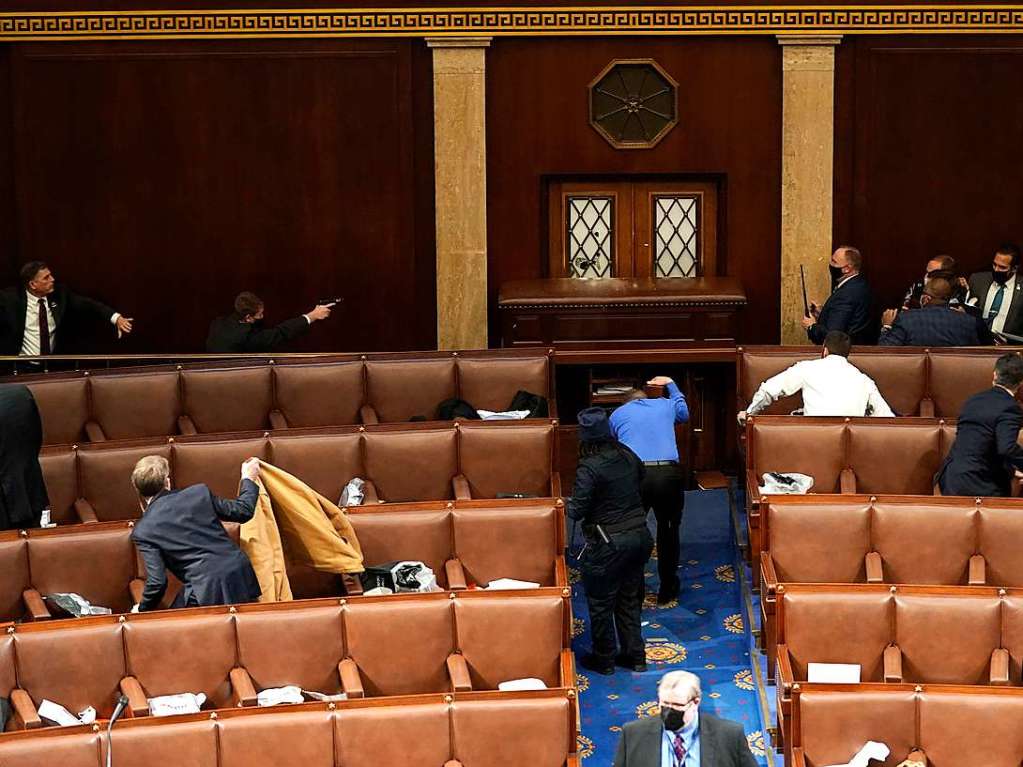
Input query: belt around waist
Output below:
<box><xmin>643</xmin><ymin>460</ymin><xmax>679</xmax><ymax>467</ymax></box>
<box><xmin>585</xmin><ymin>516</ymin><xmax>647</xmax><ymax>537</ymax></box>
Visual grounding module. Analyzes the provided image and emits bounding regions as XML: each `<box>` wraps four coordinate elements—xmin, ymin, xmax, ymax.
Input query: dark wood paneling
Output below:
<box><xmin>834</xmin><ymin>35</ymin><xmax>1023</xmax><ymax>314</ymax></box>
<box><xmin>7</xmin><ymin>38</ymin><xmax>434</xmax><ymax>353</ymax></box>
<box><xmin>486</xmin><ymin>37</ymin><xmax>782</xmax><ymax>345</ymax></box>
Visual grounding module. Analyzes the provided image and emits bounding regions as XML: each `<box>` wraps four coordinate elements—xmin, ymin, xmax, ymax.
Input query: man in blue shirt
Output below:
<box><xmin>612</xmin><ymin>670</ymin><xmax>758</xmax><ymax>767</ymax></box>
<box><xmin>610</xmin><ymin>375</ymin><xmax>689</xmax><ymax>604</ymax></box>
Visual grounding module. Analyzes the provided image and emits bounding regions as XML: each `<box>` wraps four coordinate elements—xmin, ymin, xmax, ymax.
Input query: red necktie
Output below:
<box><xmin>38</xmin><ymin>298</ymin><xmax>50</xmax><ymax>355</ymax></box>
<box><xmin>673</xmin><ymin>732</ymin><xmax>687</xmax><ymax>765</ymax></box>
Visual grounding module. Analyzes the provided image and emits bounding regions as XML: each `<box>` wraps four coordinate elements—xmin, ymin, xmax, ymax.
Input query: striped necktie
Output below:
<box><xmin>672</xmin><ymin>732</ymin><xmax>687</xmax><ymax>765</ymax></box>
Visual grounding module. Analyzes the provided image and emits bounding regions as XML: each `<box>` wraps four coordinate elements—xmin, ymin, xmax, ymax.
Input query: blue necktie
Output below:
<box><xmin>988</xmin><ymin>284</ymin><xmax>1006</xmax><ymax>324</ymax></box>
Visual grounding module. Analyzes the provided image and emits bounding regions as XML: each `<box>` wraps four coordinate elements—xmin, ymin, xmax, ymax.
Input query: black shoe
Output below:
<box><xmin>656</xmin><ymin>586</ymin><xmax>679</xmax><ymax>605</ymax></box>
<box><xmin>615</xmin><ymin>654</ymin><xmax>648</xmax><ymax>673</ymax></box>
<box><xmin>579</xmin><ymin>653</ymin><xmax>615</xmax><ymax>675</ymax></box>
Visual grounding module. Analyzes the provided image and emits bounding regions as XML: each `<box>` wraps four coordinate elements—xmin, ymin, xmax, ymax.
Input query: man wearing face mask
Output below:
<box><xmin>612</xmin><ymin>671</ymin><xmax>758</xmax><ymax>767</ymax></box>
<box><xmin>967</xmin><ymin>243</ymin><xmax>1023</xmax><ymax>337</ymax></box>
<box><xmin>205</xmin><ymin>291</ymin><xmax>333</xmax><ymax>353</ymax></box>
<box><xmin>801</xmin><ymin>246</ymin><xmax>873</xmax><ymax>345</ymax></box>
<box><xmin>879</xmin><ymin>277</ymin><xmax>991</xmax><ymax>346</ymax></box>
<box><xmin>895</xmin><ymin>254</ymin><xmax>970</xmax><ymax>313</ymax></box>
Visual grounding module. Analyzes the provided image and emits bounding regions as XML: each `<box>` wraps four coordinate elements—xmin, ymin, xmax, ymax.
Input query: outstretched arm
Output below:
<box><xmin>211</xmin><ymin>478</ymin><xmax>260</xmax><ymax>523</ymax></box>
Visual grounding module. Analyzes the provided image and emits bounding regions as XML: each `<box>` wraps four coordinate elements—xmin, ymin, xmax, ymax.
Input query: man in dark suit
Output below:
<box><xmin>967</xmin><ymin>242</ymin><xmax>1023</xmax><ymax>338</ymax></box>
<box><xmin>0</xmin><ymin>261</ymin><xmax>133</xmax><ymax>356</ymax></box>
<box><xmin>802</xmin><ymin>246</ymin><xmax>873</xmax><ymax>345</ymax></box>
<box><xmin>938</xmin><ymin>352</ymin><xmax>1023</xmax><ymax>497</ymax></box>
<box><xmin>206</xmin><ymin>291</ymin><xmax>334</xmax><ymax>353</ymax></box>
<box><xmin>130</xmin><ymin>454</ymin><xmax>261</xmax><ymax>611</ymax></box>
<box><xmin>879</xmin><ymin>277</ymin><xmax>991</xmax><ymax>346</ymax></box>
<box><xmin>613</xmin><ymin>671</ymin><xmax>758</xmax><ymax>767</ymax></box>
<box><xmin>0</xmin><ymin>384</ymin><xmax>49</xmax><ymax>530</ymax></box>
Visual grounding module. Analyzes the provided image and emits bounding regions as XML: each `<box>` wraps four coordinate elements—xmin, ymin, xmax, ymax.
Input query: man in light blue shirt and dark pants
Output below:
<box><xmin>610</xmin><ymin>375</ymin><xmax>689</xmax><ymax>604</ymax></box>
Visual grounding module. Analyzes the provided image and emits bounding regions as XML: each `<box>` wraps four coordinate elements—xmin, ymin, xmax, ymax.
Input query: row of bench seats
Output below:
<box><xmin>15</xmin><ymin>350</ymin><xmax>553</xmax><ymax>446</ymax></box>
<box><xmin>774</xmin><ymin>584</ymin><xmax>1023</xmax><ymax>753</ymax></box>
<box><xmin>0</xmin><ymin>501</ymin><xmax>567</xmax><ymax>622</ymax></box>
<box><xmin>738</xmin><ymin>345</ymin><xmax>1007</xmax><ymax>417</ymax></box>
<box><xmin>0</xmin><ymin>691</ymin><xmax>579</xmax><ymax>767</ymax></box>
<box><xmin>38</xmin><ymin>422</ymin><xmax>559</xmax><ymax>525</ymax></box>
<box><xmin>790</xmin><ymin>684</ymin><xmax>1023</xmax><ymax>767</ymax></box>
<box><xmin>758</xmin><ymin>495</ymin><xmax>1023</xmax><ymax>670</ymax></box>
<box><xmin>745</xmin><ymin>416</ymin><xmax>958</xmax><ymax>561</ymax></box>
<box><xmin>1</xmin><ymin>590</ymin><xmax>572</xmax><ymax>729</ymax></box>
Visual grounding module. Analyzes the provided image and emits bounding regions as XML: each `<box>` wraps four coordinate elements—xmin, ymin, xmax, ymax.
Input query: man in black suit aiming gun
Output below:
<box><xmin>206</xmin><ymin>291</ymin><xmax>336</xmax><ymax>353</ymax></box>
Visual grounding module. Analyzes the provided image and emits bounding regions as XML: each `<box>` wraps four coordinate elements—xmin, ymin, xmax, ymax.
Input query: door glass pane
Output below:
<box><xmin>654</xmin><ymin>196</ymin><xmax>698</xmax><ymax>277</ymax></box>
<box><xmin>567</xmin><ymin>196</ymin><xmax>614</xmax><ymax>279</ymax></box>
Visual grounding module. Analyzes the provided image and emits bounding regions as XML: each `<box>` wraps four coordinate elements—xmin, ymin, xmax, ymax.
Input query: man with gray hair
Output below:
<box><xmin>130</xmin><ymin>454</ymin><xmax>262</xmax><ymax>611</ymax></box>
<box><xmin>613</xmin><ymin>670</ymin><xmax>758</xmax><ymax>766</ymax></box>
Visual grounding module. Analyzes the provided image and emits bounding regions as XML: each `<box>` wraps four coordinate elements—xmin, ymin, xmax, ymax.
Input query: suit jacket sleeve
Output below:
<box><xmin>995</xmin><ymin>407</ymin><xmax>1023</xmax><ymax>471</ymax></box>
<box><xmin>813</xmin><ymin>295</ymin><xmax>856</xmax><ymax>343</ymax></box>
<box><xmin>567</xmin><ymin>462</ymin><xmax>596</xmax><ymax>522</ymax></box>
<box><xmin>612</xmin><ymin>725</ymin><xmax>627</xmax><ymax>767</ymax></box>
<box><xmin>211</xmin><ymin>478</ymin><xmax>259</xmax><ymax>523</ymax></box>
<box><xmin>241</xmin><ymin>315</ymin><xmax>310</xmax><ymax>352</ymax></box>
<box><xmin>135</xmin><ymin>538</ymin><xmax>168</xmax><ymax>612</ymax></box>
<box><xmin>66</xmin><ymin>289</ymin><xmax>116</xmax><ymax>322</ymax></box>
<box><xmin>877</xmin><ymin>316</ymin><xmax>909</xmax><ymax>346</ymax></box>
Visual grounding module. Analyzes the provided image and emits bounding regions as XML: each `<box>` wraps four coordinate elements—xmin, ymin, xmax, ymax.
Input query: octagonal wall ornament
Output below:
<box><xmin>589</xmin><ymin>59</ymin><xmax>679</xmax><ymax>150</ymax></box>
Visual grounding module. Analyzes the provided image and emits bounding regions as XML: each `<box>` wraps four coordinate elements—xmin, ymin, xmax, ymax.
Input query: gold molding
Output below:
<box><xmin>0</xmin><ymin>6</ymin><xmax>1021</xmax><ymax>41</ymax></box>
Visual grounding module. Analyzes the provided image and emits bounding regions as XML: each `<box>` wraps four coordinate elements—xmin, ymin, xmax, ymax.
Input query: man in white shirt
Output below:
<box><xmin>738</xmin><ymin>330</ymin><xmax>895</xmax><ymax>424</ymax></box>
<box><xmin>967</xmin><ymin>242</ymin><xmax>1023</xmax><ymax>338</ymax></box>
<box><xmin>0</xmin><ymin>261</ymin><xmax>133</xmax><ymax>356</ymax></box>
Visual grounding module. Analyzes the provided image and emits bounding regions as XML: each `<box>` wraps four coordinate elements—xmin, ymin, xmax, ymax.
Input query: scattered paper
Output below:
<box><xmin>498</xmin><ymin>678</ymin><xmax>548</xmax><ymax>691</ymax></box>
<box><xmin>823</xmin><ymin>741</ymin><xmax>890</xmax><ymax>767</ymax></box>
<box><xmin>485</xmin><ymin>578</ymin><xmax>541</xmax><ymax>590</ymax></box>
<box><xmin>257</xmin><ymin>686</ymin><xmax>305</xmax><ymax>707</ymax></box>
<box><xmin>303</xmin><ymin>690</ymin><xmax>348</xmax><ymax>702</ymax></box>
<box><xmin>148</xmin><ymin>692</ymin><xmax>207</xmax><ymax>717</ymax></box>
<box><xmin>477</xmin><ymin>410</ymin><xmax>531</xmax><ymax>421</ymax></box>
<box><xmin>38</xmin><ymin>699</ymin><xmax>83</xmax><ymax>727</ymax></box>
<box><xmin>808</xmin><ymin>663</ymin><xmax>861</xmax><ymax>684</ymax></box>
<box><xmin>77</xmin><ymin>707</ymin><xmax>96</xmax><ymax>725</ymax></box>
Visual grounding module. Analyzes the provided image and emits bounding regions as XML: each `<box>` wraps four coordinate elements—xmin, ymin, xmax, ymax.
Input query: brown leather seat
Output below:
<box><xmin>748</xmin><ymin>418</ymin><xmax>846</xmax><ymax>494</ymax></box>
<box><xmin>220</xmin><ymin>709</ymin><xmax>336</xmax><ymax>767</ymax></box>
<box><xmin>871</xmin><ymin>502</ymin><xmax>976</xmax><ymax>584</ymax></box>
<box><xmin>845</xmin><ymin>421</ymin><xmax>941</xmax><ymax>494</ymax></box>
<box><xmin>794</xmin><ymin>688</ymin><xmax>916</xmax><ymax>767</ymax></box>
<box><xmin>919</xmin><ymin>690</ymin><xmax>1023</xmax><ymax>767</ymax></box>
<box><xmin>26</xmin><ymin>378</ymin><xmax>90</xmax><ymax>446</ymax></box>
<box><xmin>89</xmin><ymin>371</ymin><xmax>181</xmax><ymax>441</ymax></box>
<box><xmin>451</xmin><ymin>697</ymin><xmax>571</xmax><ymax>767</ymax></box>
<box><xmin>38</xmin><ymin>449</ymin><xmax>78</xmax><ymax>525</ymax></box>
<box><xmin>456</xmin><ymin>355</ymin><xmax>549</xmax><ymax>413</ymax></box>
<box><xmin>0</xmin><ymin>629</ymin><xmax>16</xmax><ymax>703</ymax></box>
<box><xmin>928</xmin><ymin>352</ymin><xmax>1003</xmax><ymax>417</ymax></box>
<box><xmin>365</xmin><ymin>359</ymin><xmax>456</xmax><ymax>422</ymax></box>
<box><xmin>104</xmin><ymin>720</ymin><xmax>218</xmax><ymax>767</ymax></box>
<box><xmin>848</xmin><ymin>352</ymin><xmax>927</xmax><ymax>417</ymax></box>
<box><xmin>458</xmin><ymin>423</ymin><xmax>554</xmax><ymax>498</ymax></box>
<box><xmin>268</xmin><ymin>432</ymin><xmax>364</xmax><ymax>505</ymax></box>
<box><xmin>180</xmin><ymin>367</ymin><xmax>273</xmax><ymax>434</ymax></box>
<box><xmin>739</xmin><ymin>350</ymin><xmax>810</xmax><ymax>415</ymax></box>
<box><xmin>348</xmin><ymin>509</ymin><xmax>453</xmax><ymax>588</ymax></box>
<box><xmin>896</xmin><ymin>593</ymin><xmax>1000</xmax><ymax>684</ymax></box>
<box><xmin>272</xmin><ymin>362</ymin><xmax>364</xmax><ymax>429</ymax></box>
<box><xmin>172</xmin><ymin>439</ymin><xmax>269</xmax><ymax>500</ymax></box>
<box><xmin>334</xmin><ymin>701</ymin><xmax>452</xmax><ymax>767</ymax></box>
<box><xmin>452</xmin><ymin>505</ymin><xmax>558</xmax><ymax>587</ymax></box>
<box><xmin>78</xmin><ymin>444</ymin><xmax>173</xmax><ymax>522</ymax></box>
<box><xmin>0</xmin><ymin>730</ymin><xmax>101</xmax><ymax>766</ymax></box>
<box><xmin>363</xmin><ymin>429</ymin><xmax>458</xmax><ymax>502</ymax></box>
<box><xmin>0</xmin><ymin>535</ymin><xmax>30</xmax><ymax>622</ymax></box>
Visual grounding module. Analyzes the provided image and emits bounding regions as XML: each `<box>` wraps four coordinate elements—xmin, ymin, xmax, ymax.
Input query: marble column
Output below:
<box><xmin>426</xmin><ymin>37</ymin><xmax>491</xmax><ymax>350</ymax></box>
<box><xmin>777</xmin><ymin>35</ymin><xmax>842</xmax><ymax>345</ymax></box>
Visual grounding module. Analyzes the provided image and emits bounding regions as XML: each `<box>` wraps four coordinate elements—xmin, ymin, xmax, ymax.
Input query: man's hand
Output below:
<box><xmin>881</xmin><ymin>308</ymin><xmax>898</xmax><ymax>327</ymax></box>
<box><xmin>306</xmin><ymin>304</ymin><xmax>332</xmax><ymax>323</ymax></box>
<box><xmin>241</xmin><ymin>457</ymin><xmax>261</xmax><ymax>482</ymax></box>
<box><xmin>116</xmin><ymin>316</ymin><xmax>134</xmax><ymax>335</ymax></box>
<box><xmin>809</xmin><ymin>301</ymin><xmax>820</xmax><ymax>318</ymax></box>
<box><xmin>800</xmin><ymin>315</ymin><xmax>815</xmax><ymax>329</ymax></box>
<box><xmin>646</xmin><ymin>376</ymin><xmax>674</xmax><ymax>387</ymax></box>
<box><xmin>737</xmin><ymin>410</ymin><xmax>748</xmax><ymax>426</ymax></box>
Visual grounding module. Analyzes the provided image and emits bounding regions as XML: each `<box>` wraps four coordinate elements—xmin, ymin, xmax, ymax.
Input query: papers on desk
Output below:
<box><xmin>484</xmin><ymin>578</ymin><xmax>541</xmax><ymax>590</ymax></box>
<box><xmin>498</xmin><ymin>678</ymin><xmax>548</xmax><ymax>691</ymax></box>
<box><xmin>807</xmin><ymin>662</ymin><xmax>861</xmax><ymax>684</ymax></box>
<box><xmin>823</xmin><ymin>741</ymin><xmax>890</xmax><ymax>767</ymax></box>
<box><xmin>38</xmin><ymin>700</ymin><xmax>95</xmax><ymax>727</ymax></box>
<box><xmin>477</xmin><ymin>409</ymin><xmax>531</xmax><ymax>420</ymax></box>
<box><xmin>148</xmin><ymin>692</ymin><xmax>207</xmax><ymax>717</ymax></box>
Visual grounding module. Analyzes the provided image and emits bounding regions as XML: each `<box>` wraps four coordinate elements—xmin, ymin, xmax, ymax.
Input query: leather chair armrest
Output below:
<box><xmin>759</xmin><ymin>552</ymin><xmax>779</xmax><ymax>594</ymax></box>
<box><xmin>177</xmin><ymin>415</ymin><xmax>197</xmax><ymax>435</ymax></box>
<box><xmin>550</xmin><ymin>472</ymin><xmax>562</xmax><ymax>499</ymax></box>
<box><xmin>452</xmin><ymin>474</ymin><xmax>471</xmax><ymax>501</ymax></box>
<box><xmin>840</xmin><ymin>467</ymin><xmax>857</xmax><ymax>494</ymax></box>
<box><xmin>129</xmin><ymin>578</ymin><xmax>144</xmax><ymax>606</ymax></box>
<box><xmin>865</xmin><ymin>552</ymin><xmax>884</xmax><ymax>583</ymax></box>
<box><xmin>268</xmin><ymin>410</ymin><xmax>288</xmax><ymax>430</ymax></box>
<box><xmin>446</xmin><ymin>653</ymin><xmax>472</xmax><ymax>692</ymax></box>
<box><xmin>775</xmin><ymin>645</ymin><xmax>796</xmax><ymax>690</ymax></box>
<box><xmin>74</xmin><ymin>498</ymin><xmax>99</xmax><ymax>524</ymax></box>
<box><xmin>933</xmin><ymin>482</ymin><xmax>942</xmax><ymax>496</ymax></box>
<box><xmin>22</xmin><ymin>589</ymin><xmax>51</xmax><ymax>620</ymax></box>
<box><xmin>341</xmin><ymin>573</ymin><xmax>364</xmax><ymax>596</ymax></box>
<box><xmin>84</xmin><ymin>421</ymin><xmax>107</xmax><ymax>442</ymax></box>
<box><xmin>790</xmin><ymin>747</ymin><xmax>807</xmax><ymax>767</ymax></box>
<box><xmin>338</xmin><ymin>658</ymin><xmax>364</xmax><ymax>699</ymax></box>
<box><xmin>990</xmin><ymin>648</ymin><xmax>1010</xmax><ymax>685</ymax></box>
<box><xmin>919</xmin><ymin>399</ymin><xmax>935</xmax><ymax>418</ymax></box>
<box><xmin>230</xmin><ymin>667</ymin><xmax>258</xmax><ymax>707</ymax></box>
<box><xmin>361</xmin><ymin>480</ymin><xmax>380</xmax><ymax>505</ymax></box>
<box><xmin>554</xmin><ymin>557</ymin><xmax>568</xmax><ymax>587</ymax></box>
<box><xmin>884</xmin><ymin>645</ymin><xmax>904</xmax><ymax>683</ymax></box>
<box><xmin>359</xmin><ymin>405</ymin><xmax>379</xmax><ymax>425</ymax></box>
<box><xmin>745</xmin><ymin>469</ymin><xmax>761</xmax><ymax>501</ymax></box>
<box><xmin>120</xmin><ymin>676</ymin><xmax>150</xmax><ymax>717</ymax></box>
<box><xmin>560</xmin><ymin>648</ymin><xmax>575</xmax><ymax>687</ymax></box>
<box><xmin>969</xmin><ymin>554</ymin><xmax>987</xmax><ymax>586</ymax></box>
<box><xmin>445</xmin><ymin>559</ymin><xmax>468</xmax><ymax>590</ymax></box>
<box><xmin>10</xmin><ymin>689</ymin><xmax>42</xmax><ymax>729</ymax></box>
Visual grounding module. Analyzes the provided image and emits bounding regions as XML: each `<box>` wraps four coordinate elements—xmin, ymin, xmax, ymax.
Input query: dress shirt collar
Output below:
<box><xmin>835</xmin><ymin>272</ymin><xmax>859</xmax><ymax>290</ymax></box>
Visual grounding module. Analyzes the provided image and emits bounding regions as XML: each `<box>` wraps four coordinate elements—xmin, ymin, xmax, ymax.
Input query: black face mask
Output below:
<box><xmin>993</xmin><ymin>269</ymin><xmax>1013</xmax><ymax>286</ymax></box>
<box><xmin>661</xmin><ymin>707</ymin><xmax>686</xmax><ymax>732</ymax></box>
<box><xmin>829</xmin><ymin>264</ymin><xmax>845</xmax><ymax>283</ymax></box>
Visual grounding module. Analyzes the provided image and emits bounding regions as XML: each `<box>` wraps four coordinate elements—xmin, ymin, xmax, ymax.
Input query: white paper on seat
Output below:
<box><xmin>485</xmin><ymin>578</ymin><xmax>541</xmax><ymax>590</ymax></box>
<box><xmin>38</xmin><ymin>699</ymin><xmax>83</xmax><ymax>727</ymax></box>
<box><xmin>497</xmin><ymin>678</ymin><xmax>548</xmax><ymax>691</ymax></box>
<box><xmin>823</xmin><ymin>741</ymin><xmax>890</xmax><ymax>767</ymax></box>
<box><xmin>257</xmin><ymin>686</ymin><xmax>305</xmax><ymax>707</ymax></box>
<box><xmin>77</xmin><ymin>706</ymin><xmax>96</xmax><ymax>725</ymax></box>
<box><xmin>807</xmin><ymin>662</ymin><xmax>861</xmax><ymax>684</ymax></box>
<box><xmin>477</xmin><ymin>410</ymin><xmax>531</xmax><ymax>421</ymax></box>
<box><xmin>303</xmin><ymin>690</ymin><xmax>348</xmax><ymax>702</ymax></box>
<box><xmin>148</xmin><ymin>692</ymin><xmax>207</xmax><ymax>717</ymax></box>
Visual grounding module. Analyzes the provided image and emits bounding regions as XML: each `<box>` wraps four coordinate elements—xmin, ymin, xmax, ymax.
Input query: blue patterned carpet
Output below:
<box><xmin>570</xmin><ymin>488</ymin><xmax>771</xmax><ymax>765</ymax></box>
